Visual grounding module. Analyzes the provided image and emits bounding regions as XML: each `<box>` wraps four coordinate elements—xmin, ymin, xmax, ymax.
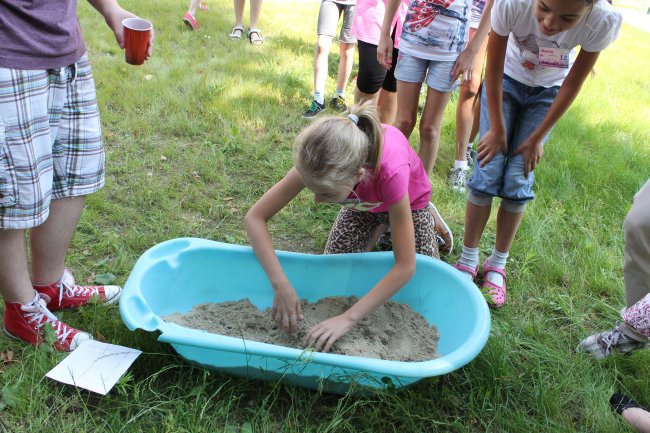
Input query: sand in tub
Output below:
<box><xmin>164</xmin><ymin>296</ymin><xmax>438</xmax><ymax>362</ymax></box>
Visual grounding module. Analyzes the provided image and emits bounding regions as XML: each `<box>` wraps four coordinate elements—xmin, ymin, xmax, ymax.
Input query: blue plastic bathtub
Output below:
<box><xmin>120</xmin><ymin>238</ymin><xmax>490</xmax><ymax>393</ymax></box>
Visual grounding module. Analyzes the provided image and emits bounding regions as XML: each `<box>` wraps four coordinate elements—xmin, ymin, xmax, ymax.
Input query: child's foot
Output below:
<box><xmin>452</xmin><ymin>262</ymin><xmax>478</xmax><ymax>281</ymax></box>
<box><xmin>330</xmin><ymin>96</ymin><xmax>348</xmax><ymax>113</ymax></box>
<box><xmin>577</xmin><ymin>322</ymin><xmax>647</xmax><ymax>360</ymax></box>
<box><xmin>183</xmin><ymin>12</ymin><xmax>199</xmax><ymax>31</ymax></box>
<box><xmin>428</xmin><ymin>203</ymin><xmax>453</xmax><ymax>255</ymax></box>
<box><xmin>247</xmin><ymin>28</ymin><xmax>264</xmax><ymax>46</ymax></box>
<box><xmin>34</xmin><ymin>277</ymin><xmax>122</xmax><ymax>311</ymax></box>
<box><xmin>3</xmin><ymin>292</ymin><xmax>92</xmax><ymax>352</ymax></box>
<box><xmin>303</xmin><ymin>100</ymin><xmax>325</xmax><ymax>119</ymax></box>
<box><xmin>481</xmin><ymin>260</ymin><xmax>506</xmax><ymax>308</ymax></box>
<box><xmin>229</xmin><ymin>25</ymin><xmax>244</xmax><ymax>40</ymax></box>
<box><xmin>448</xmin><ymin>166</ymin><xmax>469</xmax><ymax>193</ymax></box>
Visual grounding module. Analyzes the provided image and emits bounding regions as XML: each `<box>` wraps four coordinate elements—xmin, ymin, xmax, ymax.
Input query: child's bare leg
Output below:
<box><xmin>463</xmin><ymin>201</ymin><xmax>491</xmax><ymax>249</ymax></box>
<box><xmin>494</xmin><ymin>205</ymin><xmax>524</xmax><ymax>253</ymax></box>
<box><xmin>0</xmin><ymin>229</ymin><xmax>34</xmax><ymax>304</ymax></box>
<box><xmin>419</xmin><ymin>87</ymin><xmax>452</xmax><ymax>174</ymax></box>
<box><xmin>376</xmin><ymin>89</ymin><xmax>397</xmax><ymax>124</ymax></box>
<box><xmin>233</xmin><ymin>0</ymin><xmax>245</xmax><ymax>27</ymax></box>
<box><xmin>393</xmin><ymin>81</ymin><xmax>421</xmax><ymax>140</ymax></box>
<box><xmin>29</xmin><ymin>196</ymin><xmax>85</xmax><ymax>285</ymax></box>
<box><xmin>337</xmin><ymin>42</ymin><xmax>355</xmax><ymax>93</ymax></box>
<box><xmin>313</xmin><ymin>35</ymin><xmax>334</xmax><ymax>99</ymax></box>
<box><xmin>187</xmin><ymin>0</ymin><xmax>201</xmax><ymax>16</ymax></box>
<box><xmin>249</xmin><ymin>0</ymin><xmax>263</xmax><ymax>29</ymax></box>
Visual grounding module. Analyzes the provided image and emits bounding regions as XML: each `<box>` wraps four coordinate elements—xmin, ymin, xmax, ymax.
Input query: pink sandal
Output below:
<box><xmin>453</xmin><ymin>262</ymin><xmax>478</xmax><ymax>281</ymax></box>
<box><xmin>481</xmin><ymin>260</ymin><xmax>506</xmax><ymax>308</ymax></box>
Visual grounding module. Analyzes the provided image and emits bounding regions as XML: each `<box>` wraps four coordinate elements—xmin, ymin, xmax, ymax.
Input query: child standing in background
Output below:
<box><xmin>454</xmin><ymin>0</ymin><xmax>622</xmax><ymax>307</ymax></box>
<box><xmin>377</xmin><ymin>0</ymin><xmax>477</xmax><ymax>175</ymax></box>
<box><xmin>245</xmin><ymin>102</ymin><xmax>443</xmax><ymax>352</ymax></box>
<box><xmin>448</xmin><ymin>0</ymin><xmax>493</xmax><ymax>193</ymax></box>
<box><xmin>303</xmin><ymin>0</ymin><xmax>357</xmax><ymax>118</ymax></box>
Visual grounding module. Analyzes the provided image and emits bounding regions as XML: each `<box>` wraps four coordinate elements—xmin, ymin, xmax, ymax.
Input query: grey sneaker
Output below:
<box><xmin>577</xmin><ymin>322</ymin><xmax>647</xmax><ymax>360</ymax></box>
<box><xmin>466</xmin><ymin>148</ymin><xmax>476</xmax><ymax>168</ymax></box>
<box><xmin>448</xmin><ymin>166</ymin><xmax>469</xmax><ymax>193</ymax></box>
<box><xmin>303</xmin><ymin>100</ymin><xmax>325</xmax><ymax>119</ymax></box>
<box><xmin>330</xmin><ymin>96</ymin><xmax>347</xmax><ymax>113</ymax></box>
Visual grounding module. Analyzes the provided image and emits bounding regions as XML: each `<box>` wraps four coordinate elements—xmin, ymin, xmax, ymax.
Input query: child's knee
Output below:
<box><xmin>468</xmin><ymin>190</ymin><xmax>493</xmax><ymax>207</ymax></box>
<box><xmin>500</xmin><ymin>199</ymin><xmax>527</xmax><ymax>213</ymax></box>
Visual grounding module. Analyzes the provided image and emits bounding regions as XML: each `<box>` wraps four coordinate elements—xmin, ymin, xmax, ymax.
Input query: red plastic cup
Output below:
<box><xmin>122</xmin><ymin>18</ymin><xmax>152</xmax><ymax>65</ymax></box>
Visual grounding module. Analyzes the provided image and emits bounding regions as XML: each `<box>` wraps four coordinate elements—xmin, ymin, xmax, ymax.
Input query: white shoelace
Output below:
<box><xmin>57</xmin><ymin>281</ymin><xmax>100</xmax><ymax>305</ymax></box>
<box><xmin>450</xmin><ymin>167</ymin><xmax>466</xmax><ymax>186</ymax></box>
<box><xmin>23</xmin><ymin>296</ymin><xmax>74</xmax><ymax>344</ymax></box>
<box><xmin>602</xmin><ymin>324</ymin><xmax>625</xmax><ymax>355</ymax></box>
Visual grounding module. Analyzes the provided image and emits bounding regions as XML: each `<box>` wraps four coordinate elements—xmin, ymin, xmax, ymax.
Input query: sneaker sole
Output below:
<box><xmin>429</xmin><ymin>202</ymin><xmax>453</xmax><ymax>253</ymax></box>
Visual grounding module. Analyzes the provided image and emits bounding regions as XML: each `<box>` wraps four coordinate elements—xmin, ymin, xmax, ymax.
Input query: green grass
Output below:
<box><xmin>1</xmin><ymin>1</ymin><xmax>649</xmax><ymax>432</ymax></box>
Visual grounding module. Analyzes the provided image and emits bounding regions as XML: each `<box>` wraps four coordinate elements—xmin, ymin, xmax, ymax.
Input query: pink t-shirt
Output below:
<box><xmin>340</xmin><ymin>125</ymin><xmax>431</xmax><ymax>213</ymax></box>
<box><xmin>351</xmin><ymin>0</ymin><xmax>410</xmax><ymax>47</ymax></box>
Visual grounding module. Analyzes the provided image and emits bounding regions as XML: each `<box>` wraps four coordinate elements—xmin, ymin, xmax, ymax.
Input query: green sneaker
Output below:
<box><xmin>303</xmin><ymin>100</ymin><xmax>325</xmax><ymax>119</ymax></box>
<box><xmin>330</xmin><ymin>96</ymin><xmax>347</xmax><ymax>113</ymax></box>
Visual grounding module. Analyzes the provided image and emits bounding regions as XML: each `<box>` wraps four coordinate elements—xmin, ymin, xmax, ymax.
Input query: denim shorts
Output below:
<box><xmin>467</xmin><ymin>74</ymin><xmax>560</xmax><ymax>203</ymax></box>
<box><xmin>394</xmin><ymin>52</ymin><xmax>458</xmax><ymax>92</ymax></box>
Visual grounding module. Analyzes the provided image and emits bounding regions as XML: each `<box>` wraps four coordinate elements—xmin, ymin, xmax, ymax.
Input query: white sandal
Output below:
<box><xmin>229</xmin><ymin>25</ymin><xmax>244</xmax><ymax>40</ymax></box>
<box><xmin>247</xmin><ymin>27</ymin><xmax>264</xmax><ymax>46</ymax></box>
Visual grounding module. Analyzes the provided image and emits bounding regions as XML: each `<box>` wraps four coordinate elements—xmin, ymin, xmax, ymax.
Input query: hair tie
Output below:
<box><xmin>347</xmin><ymin>114</ymin><xmax>359</xmax><ymax>125</ymax></box>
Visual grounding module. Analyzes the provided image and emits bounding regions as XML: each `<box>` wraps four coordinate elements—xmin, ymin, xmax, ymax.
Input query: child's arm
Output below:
<box><xmin>451</xmin><ymin>0</ymin><xmax>494</xmax><ymax>83</ymax></box>
<box><xmin>377</xmin><ymin>0</ymin><xmax>402</xmax><ymax>70</ymax></box>
<box><xmin>477</xmin><ymin>31</ymin><xmax>509</xmax><ymax>166</ymax></box>
<box><xmin>513</xmin><ymin>50</ymin><xmax>601</xmax><ymax>177</ymax></box>
<box><xmin>245</xmin><ymin>167</ymin><xmax>306</xmax><ymax>334</ymax></box>
<box><xmin>87</xmin><ymin>0</ymin><xmax>154</xmax><ymax>59</ymax></box>
<box><xmin>304</xmin><ymin>195</ymin><xmax>416</xmax><ymax>352</ymax></box>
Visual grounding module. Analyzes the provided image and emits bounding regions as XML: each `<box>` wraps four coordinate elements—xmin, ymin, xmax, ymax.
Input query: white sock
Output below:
<box><xmin>335</xmin><ymin>88</ymin><xmax>345</xmax><ymax>99</ymax></box>
<box><xmin>485</xmin><ymin>248</ymin><xmax>509</xmax><ymax>286</ymax></box>
<box><xmin>458</xmin><ymin>246</ymin><xmax>479</xmax><ymax>279</ymax></box>
<box><xmin>313</xmin><ymin>91</ymin><xmax>324</xmax><ymax>105</ymax></box>
<box><xmin>454</xmin><ymin>160</ymin><xmax>468</xmax><ymax>170</ymax></box>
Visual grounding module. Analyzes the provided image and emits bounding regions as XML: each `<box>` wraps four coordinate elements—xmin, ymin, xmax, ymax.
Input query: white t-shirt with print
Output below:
<box><xmin>399</xmin><ymin>0</ymin><xmax>472</xmax><ymax>61</ymax></box>
<box><xmin>492</xmin><ymin>0</ymin><xmax>622</xmax><ymax>88</ymax></box>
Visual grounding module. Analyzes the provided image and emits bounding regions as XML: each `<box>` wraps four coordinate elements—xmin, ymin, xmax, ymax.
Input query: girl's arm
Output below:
<box><xmin>87</xmin><ymin>0</ymin><xmax>154</xmax><ymax>58</ymax></box>
<box><xmin>451</xmin><ymin>0</ymin><xmax>494</xmax><ymax>83</ymax></box>
<box><xmin>244</xmin><ymin>167</ymin><xmax>306</xmax><ymax>334</ymax></box>
<box><xmin>513</xmin><ymin>49</ymin><xmax>601</xmax><ymax>177</ymax></box>
<box><xmin>476</xmin><ymin>31</ymin><xmax>509</xmax><ymax>166</ymax></box>
<box><xmin>377</xmin><ymin>0</ymin><xmax>402</xmax><ymax>70</ymax></box>
<box><xmin>304</xmin><ymin>195</ymin><xmax>416</xmax><ymax>352</ymax></box>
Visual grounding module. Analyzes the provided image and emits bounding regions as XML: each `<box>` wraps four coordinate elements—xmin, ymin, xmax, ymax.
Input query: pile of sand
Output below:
<box><xmin>164</xmin><ymin>296</ymin><xmax>438</xmax><ymax>362</ymax></box>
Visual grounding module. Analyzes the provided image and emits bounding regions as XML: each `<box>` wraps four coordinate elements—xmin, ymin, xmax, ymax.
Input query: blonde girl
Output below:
<box><xmin>245</xmin><ymin>101</ymin><xmax>441</xmax><ymax>352</ymax></box>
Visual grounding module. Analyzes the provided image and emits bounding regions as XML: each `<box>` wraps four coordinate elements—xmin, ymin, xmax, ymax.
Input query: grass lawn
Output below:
<box><xmin>1</xmin><ymin>1</ymin><xmax>650</xmax><ymax>432</ymax></box>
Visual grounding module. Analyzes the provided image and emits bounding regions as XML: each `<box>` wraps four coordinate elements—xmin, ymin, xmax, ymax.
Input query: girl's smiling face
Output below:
<box><xmin>534</xmin><ymin>0</ymin><xmax>591</xmax><ymax>36</ymax></box>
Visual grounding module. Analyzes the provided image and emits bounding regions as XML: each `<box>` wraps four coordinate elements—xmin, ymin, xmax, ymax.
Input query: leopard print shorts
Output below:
<box><xmin>324</xmin><ymin>206</ymin><xmax>439</xmax><ymax>258</ymax></box>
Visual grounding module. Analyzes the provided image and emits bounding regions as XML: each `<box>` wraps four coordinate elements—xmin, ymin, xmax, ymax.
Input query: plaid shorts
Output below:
<box><xmin>0</xmin><ymin>53</ymin><xmax>104</xmax><ymax>229</ymax></box>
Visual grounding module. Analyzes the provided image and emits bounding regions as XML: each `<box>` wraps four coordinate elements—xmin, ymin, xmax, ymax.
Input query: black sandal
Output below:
<box><xmin>610</xmin><ymin>393</ymin><xmax>642</xmax><ymax>415</ymax></box>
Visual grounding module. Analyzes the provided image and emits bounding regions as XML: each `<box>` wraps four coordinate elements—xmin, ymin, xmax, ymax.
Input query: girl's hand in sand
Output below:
<box><xmin>477</xmin><ymin>127</ymin><xmax>507</xmax><ymax>167</ymax></box>
<box><xmin>272</xmin><ymin>285</ymin><xmax>303</xmax><ymax>335</ymax></box>
<box><xmin>304</xmin><ymin>314</ymin><xmax>356</xmax><ymax>353</ymax></box>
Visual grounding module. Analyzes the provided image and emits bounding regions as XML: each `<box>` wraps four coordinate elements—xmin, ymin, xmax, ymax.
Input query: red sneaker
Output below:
<box><xmin>34</xmin><ymin>279</ymin><xmax>121</xmax><ymax>311</ymax></box>
<box><xmin>3</xmin><ymin>292</ymin><xmax>92</xmax><ymax>352</ymax></box>
<box><xmin>183</xmin><ymin>12</ymin><xmax>199</xmax><ymax>31</ymax></box>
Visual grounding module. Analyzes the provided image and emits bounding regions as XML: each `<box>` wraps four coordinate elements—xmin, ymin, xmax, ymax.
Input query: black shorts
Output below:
<box><xmin>356</xmin><ymin>38</ymin><xmax>399</xmax><ymax>94</ymax></box>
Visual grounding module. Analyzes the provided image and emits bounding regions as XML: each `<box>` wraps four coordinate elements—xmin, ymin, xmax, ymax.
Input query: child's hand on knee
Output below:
<box><xmin>477</xmin><ymin>129</ymin><xmax>507</xmax><ymax>166</ymax></box>
<box><xmin>513</xmin><ymin>136</ymin><xmax>544</xmax><ymax>178</ymax></box>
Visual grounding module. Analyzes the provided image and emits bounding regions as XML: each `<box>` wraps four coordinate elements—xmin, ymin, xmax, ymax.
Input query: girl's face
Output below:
<box><xmin>534</xmin><ymin>0</ymin><xmax>591</xmax><ymax>36</ymax></box>
<box><xmin>304</xmin><ymin>170</ymin><xmax>364</xmax><ymax>204</ymax></box>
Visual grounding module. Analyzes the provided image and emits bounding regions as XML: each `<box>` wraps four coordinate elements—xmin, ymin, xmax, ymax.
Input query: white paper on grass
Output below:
<box><xmin>45</xmin><ymin>340</ymin><xmax>142</xmax><ymax>395</ymax></box>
